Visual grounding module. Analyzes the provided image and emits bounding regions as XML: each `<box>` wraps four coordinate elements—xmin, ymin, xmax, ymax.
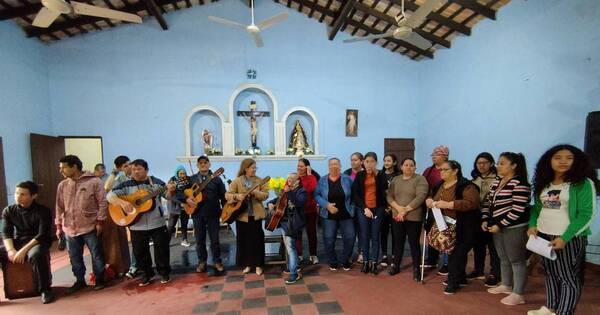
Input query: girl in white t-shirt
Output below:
<box><xmin>527</xmin><ymin>145</ymin><xmax>599</xmax><ymax>315</ymax></box>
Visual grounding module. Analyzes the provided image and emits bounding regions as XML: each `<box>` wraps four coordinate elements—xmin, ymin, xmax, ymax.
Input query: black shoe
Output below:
<box><xmin>370</xmin><ymin>261</ymin><xmax>378</xmax><ymax>275</ymax></box>
<box><xmin>67</xmin><ymin>281</ymin><xmax>86</xmax><ymax>294</ymax></box>
<box><xmin>126</xmin><ymin>267</ymin><xmax>139</xmax><ymax>279</ymax></box>
<box><xmin>328</xmin><ymin>263</ymin><xmax>339</xmax><ymax>271</ymax></box>
<box><xmin>41</xmin><ymin>291</ymin><xmax>54</xmax><ymax>304</ymax></box>
<box><xmin>484</xmin><ymin>274</ymin><xmax>500</xmax><ymax>287</ymax></box>
<box><xmin>388</xmin><ymin>264</ymin><xmax>400</xmax><ymax>276</ymax></box>
<box><xmin>196</xmin><ymin>262</ymin><xmax>207</xmax><ymax>273</ymax></box>
<box><xmin>466</xmin><ymin>270</ymin><xmax>485</xmax><ymax>280</ymax></box>
<box><xmin>444</xmin><ymin>284</ymin><xmax>458</xmax><ymax>295</ymax></box>
<box><xmin>437</xmin><ymin>265</ymin><xmax>449</xmax><ymax>276</ymax></box>
<box><xmin>138</xmin><ymin>276</ymin><xmax>153</xmax><ymax>287</ymax></box>
<box><xmin>342</xmin><ymin>262</ymin><xmax>352</xmax><ymax>271</ymax></box>
<box><xmin>413</xmin><ymin>269</ymin><xmax>423</xmax><ymax>282</ymax></box>
<box><xmin>214</xmin><ymin>263</ymin><xmax>225</xmax><ymax>275</ymax></box>
<box><xmin>93</xmin><ymin>280</ymin><xmax>105</xmax><ymax>291</ymax></box>
<box><xmin>160</xmin><ymin>275</ymin><xmax>170</xmax><ymax>284</ymax></box>
<box><xmin>361</xmin><ymin>261</ymin><xmax>370</xmax><ymax>274</ymax></box>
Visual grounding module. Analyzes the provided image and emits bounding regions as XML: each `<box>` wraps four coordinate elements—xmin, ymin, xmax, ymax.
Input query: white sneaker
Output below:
<box><xmin>356</xmin><ymin>253</ymin><xmax>364</xmax><ymax>264</ymax></box>
<box><xmin>256</xmin><ymin>267</ymin><xmax>263</xmax><ymax>276</ymax></box>
<box><xmin>527</xmin><ymin>306</ymin><xmax>555</xmax><ymax>315</ymax></box>
<box><xmin>500</xmin><ymin>293</ymin><xmax>525</xmax><ymax>305</ymax></box>
<box><xmin>487</xmin><ymin>284</ymin><xmax>513</xmax><ymax>295</ymax></box>
<box><xmin>309</xmin><ymin>255</ymin><xmax>319</xmax><ymax>265</ymax></box>
<box><xmin>180</xmin><ymin>240</ymin><xmax>191</xmax><ymax>247</ymax></box>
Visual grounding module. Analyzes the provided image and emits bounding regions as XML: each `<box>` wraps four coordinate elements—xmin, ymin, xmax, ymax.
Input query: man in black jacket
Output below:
<box><xmin>184</xmin><ymin>156</ymin><xmax>227</xmax><ymax>275</ymax></box>
<box><xmin>1</xmin><ymin>181</ymin><xmax>54</xmax><ymax>303</ymax></box>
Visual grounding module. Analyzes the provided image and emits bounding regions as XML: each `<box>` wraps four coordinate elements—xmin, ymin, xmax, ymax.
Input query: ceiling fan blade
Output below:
<box><xmin>256</xmin><ymin>12</ymin><xmax>288</xmax><ymax>31</ymax></box>
<box><xmin>403</xmin><ymin>31</ymin><xmax>432</xmax><ymax>51</ymax></box>
<box><xmin>249</xmin><ymin>31</ymin><xmax>264</xmax><ymax>48</ymax></box>
<box><xmin>71</xmin><ymin>1</ymin><xmax>142</xmax><ymax>24</ymax></box>
<box><xmin>208</xmin><ymin>15</ymin><xmax>246</xmax><ymax>29</ymax></box>
<box><xmin>32</xmin><ymin>7</ymin><xmax>61</xmax><ymax>28</ymax></box>
<box><xmin>405</xmin><ymin>0</ymin><xmax>442</xmax><ymax>28</ymax></box>
<box><xmin>343</xmin><ymin>32</ymin><xmax>394</xmax><ymax>43</ymax></box>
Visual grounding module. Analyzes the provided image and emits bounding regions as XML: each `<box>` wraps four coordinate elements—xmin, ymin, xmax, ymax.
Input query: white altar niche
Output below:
<box><xmin>233</xmin><ymin>89</ymin><xmax>275</xmax><ymax>156</ymax></box>
<box><xmin>190</xmin><ymin>109</ymin><xmax>223</xmax><ymax>156</ymax></box>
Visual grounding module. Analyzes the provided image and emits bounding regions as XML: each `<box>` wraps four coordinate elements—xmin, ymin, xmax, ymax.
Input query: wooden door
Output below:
<box><xmin>0</xmin><ymin>137</ymin><xmax>7</xmax><ymax>210</ymax></box>
<box><xmin>384</xmin><ymin>138</ymin><xmax>415</xmax><ymax>163</ymax></box>
<box><xmin>30</xmin><ymin>133</ymin><xmax>65</xmax><ymax>212</ymax></box>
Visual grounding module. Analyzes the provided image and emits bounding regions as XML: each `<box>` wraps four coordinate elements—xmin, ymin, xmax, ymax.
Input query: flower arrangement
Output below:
<box><xmin>267</xmin><ymin>149</ymin><xmax>275</xmax><ymax>155</ymax></box>
<box><xmin>235</xmin><ymin>148</ymin><xmax>244</xmax><ymax>155</ymax></box>
<box><xmin>268</xmin><ymin>177</ymin><xmax>286</xmax><ymax>195</ymax></box>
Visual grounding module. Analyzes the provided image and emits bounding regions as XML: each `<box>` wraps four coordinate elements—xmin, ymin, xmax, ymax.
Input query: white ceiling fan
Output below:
<box><xmin>32</xmin><ymin>0</ymin><xmax>142</xmax><ymax>28</ymax></box>
<box><xmin>343</xmin><ymin>0</ymin><xmax>442</xmax><ymax>50</ymax></box>
<box><xmin>208</xmin><ymin>0</ymin><xmax>288</xmax><ymax>48</ymax></box>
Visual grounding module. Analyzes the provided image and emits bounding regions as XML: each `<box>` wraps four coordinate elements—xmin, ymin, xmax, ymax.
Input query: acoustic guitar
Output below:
<box><xmin>182</xmin><ymin>167</ymin><xmax>225</xmax><ymax>216</ymax></box>
<box><xmin>109</xmin><ymin>186</ymin><xmax>167</xmax><ymax>227</ymax></box>
<box><xmin>266</xmin><ymin>191</ymin><xmax>287</xmax><ymax>231</ymax></box>
<box><xmin>220</xmin><ymin>176</ymin><xmax>271</xmax><ymax>224</ymax></box>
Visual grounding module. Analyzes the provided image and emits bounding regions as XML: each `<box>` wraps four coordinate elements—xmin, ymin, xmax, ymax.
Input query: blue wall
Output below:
<box><xmin>0</xmin><ymin>21</ymin><xmax>51</xmax><ymax>194</ymax></box>
<box><xmin>416</xmin><ymin>0</ymin><xmax>600</xmax><ymax>262</ymax></box>
<box><xmin>45</xmin><ymin>0</ymin><xmax>420</xmax><ymax>181</ymax></box>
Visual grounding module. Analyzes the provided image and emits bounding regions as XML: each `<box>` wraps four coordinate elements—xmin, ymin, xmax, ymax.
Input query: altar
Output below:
<box><xmin>178</xmin><ymin>83</ymin><xmax>326</xmax><ymax>162</ymax></box>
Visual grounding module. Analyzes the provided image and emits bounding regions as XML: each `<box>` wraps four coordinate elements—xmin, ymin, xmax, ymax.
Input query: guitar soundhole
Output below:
<box><xmin>134</xmin><ymin>199</ymin><xmax>142</xmax><ymax>206</ymax></box>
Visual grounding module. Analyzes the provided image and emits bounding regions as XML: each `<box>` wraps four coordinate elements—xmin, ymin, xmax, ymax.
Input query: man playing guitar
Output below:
<box><xmin>183</xmin><ymin>156</ymin><xmax>227</xmax><ymax>275</ymax></box>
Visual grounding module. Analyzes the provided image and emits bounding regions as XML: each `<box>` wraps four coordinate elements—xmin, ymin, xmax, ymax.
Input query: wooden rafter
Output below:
<box><xmin>143</xmin><ymin>0</ymin><xmax>169</xmax><ymax>30</ymax></box>
<box><xmin>448</xmin><ymin>0</ymin><xmax>496</xmax><ymax>20</ymax></box>
<box><xmin>328</xmin><ymin>0</ymin><xmax>355</xmax><ymax>40</ymax></box>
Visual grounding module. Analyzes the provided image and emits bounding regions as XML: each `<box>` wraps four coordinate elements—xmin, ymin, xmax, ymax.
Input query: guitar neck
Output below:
<box><xmin>139</xmin><ymin>186</ymin><xmax>166</xmax><ymax>203</ymax></box>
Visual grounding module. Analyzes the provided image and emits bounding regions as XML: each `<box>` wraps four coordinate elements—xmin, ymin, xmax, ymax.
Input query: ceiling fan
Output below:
<box><xmin>32</xmin><ymin>0</ymin><xmax>142</xmax><ymax>28</ymax></box>
<box><xmin>343</xmin><ymin>0</ymin><xmax>442</xmax><ymax>50</ymax></box>
<box><xmin>208</xmin><ymin>0</ymin><xmax>288</xmax><ymax>48</ymax></box>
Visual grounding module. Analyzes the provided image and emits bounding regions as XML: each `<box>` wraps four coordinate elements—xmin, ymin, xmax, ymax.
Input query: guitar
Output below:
<box><xmin>182</xmin><ymin>167</ymin><xmax>225</xmax><ymax>215</ymax></box>
<box><xmin>266</xmin><ymin>191</ymin><xmax>287</xmax><ymax>231</ymax></box>
<box><xmin>109</xmin><ymin>186</ymin><xmax>167</xmax><ymax>227</ymax></box>
<box><xmin>220</xmin><ymin>176</ymin><xmax>271</xmax><ymax>224</ymax></box>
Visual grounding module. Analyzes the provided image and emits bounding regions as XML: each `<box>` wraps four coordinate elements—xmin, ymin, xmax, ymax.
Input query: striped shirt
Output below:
<box><xmin>481</xmin><ymin>178</ymin><xmax>531</xmax><ymax>228</ymax></box>
<box><xmin>107</xmin><ymin>176</ymin><xmax>166</xmax><ymax>231</ymax></box>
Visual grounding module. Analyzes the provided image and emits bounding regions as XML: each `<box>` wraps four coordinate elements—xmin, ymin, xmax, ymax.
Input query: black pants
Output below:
<box><xmin>392</xmin><ymin>220</ymin><xmax>422</xmax><ymax>269</ymax></box>
<box><xmin>0</xmin><ymin>239</ymin><xmax>52</xmax><ymax>293</ymax></box>
<box><xmin>472</xmin><ymin>231</ymin><xmax>500</xmax><ymax>277</ymax></box>
<box><xmin>193</xmin><ymin>215</ymin><xmax>221</xmax><ymax>264</ymax></box>
<box><xmin>130</xmin><ymin>226</ymin><xmax>171</xmax><ymax>277</ymax></box>
<box><xmin>236</xmin><ymin>217</ymin><xmax>264</xmax><ymax>268</ymax></box>
<box><xmin>447</xmin><ymin>242</ymin><xmax>473</xmax><ymax>286</ymax></box>
<box><xmin>380</xmin><ymin>211</ymin><xmax>395</xmax><ymax>258</ymax></box>
<box><xmin>168</xmin><ymin>212</ymin><xmax>190</xmax><ymax>240</ymax></box>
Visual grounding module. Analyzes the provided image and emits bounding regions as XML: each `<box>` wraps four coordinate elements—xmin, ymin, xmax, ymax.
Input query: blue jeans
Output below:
<box><xmin>282</xmin><ymin>233</ymin><xmax>299</xmax><ymax>276</ymax></box>
<box><xmin>66</xmin><ymin>230</ymin><xmax>105</xmax><ymax>283</ymax></box>
<box><xmin>323</xmin><ymin>218</ymin><xmax>355</xmax><ymax>265</ymax></box>
<box><xmin>357</xmin><ymin>207</ymin><xmax>384</xmax><ymax>262</ymax></box>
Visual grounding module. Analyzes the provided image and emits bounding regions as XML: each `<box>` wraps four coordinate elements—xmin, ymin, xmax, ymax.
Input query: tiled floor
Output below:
<box><xmin>1</xmin><ymin>227</ymin><xmax>599</xmax><ymax>315</ymax></box>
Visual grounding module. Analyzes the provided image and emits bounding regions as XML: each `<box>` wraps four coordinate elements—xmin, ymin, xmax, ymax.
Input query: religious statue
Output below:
<box><xmin>237</xmin><ymin>101</ymin><xmax>270</xmax><ymax>151</ymax></box>
<box><xmin>289</xmin><ymin>120</ymin><xmax>309</xmax><ymax>155</ymax></box>
<box><xmin>202</xmin><ymin>129</ymin><xmax>213</xmax><ymax>152</ymax></box>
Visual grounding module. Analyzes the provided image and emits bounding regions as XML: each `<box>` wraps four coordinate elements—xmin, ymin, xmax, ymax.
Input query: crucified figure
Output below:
<box><xmin>237</xmin><ymin>101</ymin><xmax>270</xmax><ymax>148</ymax></box>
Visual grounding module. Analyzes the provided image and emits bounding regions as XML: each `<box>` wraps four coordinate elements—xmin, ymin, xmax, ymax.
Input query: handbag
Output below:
<box><xmin>427</xmin><ymin>221</ymin><xmax>457</xmax><ymax>254</ymax></box>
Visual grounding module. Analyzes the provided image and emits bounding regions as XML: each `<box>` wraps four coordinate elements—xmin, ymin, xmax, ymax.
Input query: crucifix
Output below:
<box><xmin>237</xmin><ymin>101</ymin><xmax>270</xmax><ymax>148</ymax></box>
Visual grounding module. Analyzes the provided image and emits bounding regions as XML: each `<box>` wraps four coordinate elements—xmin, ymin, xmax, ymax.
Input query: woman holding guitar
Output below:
<box><xmin>225</xmin><ymin>158</ymin><xmax>270</xmax><ymax>275</ymax></box>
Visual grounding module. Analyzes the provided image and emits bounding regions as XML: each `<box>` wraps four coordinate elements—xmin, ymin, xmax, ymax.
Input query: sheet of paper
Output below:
<box><xmin>526</xmin><ymin>235</ymin><xmax>557</xmax><ymax>260</ymax></box>
<box><xmin>432</xmin><ymin>207</ymin><xmax>448</xmax><ymax>231</ymax></box>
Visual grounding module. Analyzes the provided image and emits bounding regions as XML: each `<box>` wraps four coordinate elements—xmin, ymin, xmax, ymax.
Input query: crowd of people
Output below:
<box><xmin>0</xmin><ymin>143</ymin><xmax>597</xmax><ymax>315</ymax></box>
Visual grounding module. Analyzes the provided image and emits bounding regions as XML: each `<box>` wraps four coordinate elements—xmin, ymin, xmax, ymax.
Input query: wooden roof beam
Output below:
<box><xmin>448</xmin><ymin>0</ymin><xmax>496</xmax><ymax>20</ymax></box>
<box><xmin>0</xmin><ymin>3</ymin><xmax>39</xmax><ymax>20</ymax></box>
<box><xmin>143</xmin><ymin>0</ymin><xmax>168</xmax><ymax>30</ymax></box>
<box><xmin>328</xmin><ymin>0</ymin><xmax>355</xmax><ymax>40</ymax></box>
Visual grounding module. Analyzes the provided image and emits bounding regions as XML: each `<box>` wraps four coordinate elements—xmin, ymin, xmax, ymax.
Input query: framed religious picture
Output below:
<box><xmin>346</xmin><ymin>109</ymin><xmax>358</xmax><ymax>137</ymax></box>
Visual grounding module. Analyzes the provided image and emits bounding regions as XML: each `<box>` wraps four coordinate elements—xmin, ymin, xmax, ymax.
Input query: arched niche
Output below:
<box><xmin>184</xmin><ymin>106</ymin><xmax>226</xmax><ymax>156</ymax></box>
<box><xmin>228</xmin><ymin>83</ymin><xmax>278</xmax><ymax>154</ymax></box>
<box><xmin>281</xmin><ymin>106</ymin><xmax>320</xmax><ymax>155</ymax></box>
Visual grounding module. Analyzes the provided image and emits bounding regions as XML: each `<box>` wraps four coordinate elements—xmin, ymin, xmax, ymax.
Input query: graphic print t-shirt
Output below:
<box><xmin>537</xmin><ymin>182</ymin><xmax>570</xmax><ymax>236</ymax></box>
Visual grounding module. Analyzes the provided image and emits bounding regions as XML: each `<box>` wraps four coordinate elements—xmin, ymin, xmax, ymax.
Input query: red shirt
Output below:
<box><xmin>300</xmin><ymin>174</ymin><xmax>317</xmax><ymax>214</ymax></box>
<box><xmin>423</xmin><ymin>166</ymin><xmax>442</xmax><ymax>189</ymax></box>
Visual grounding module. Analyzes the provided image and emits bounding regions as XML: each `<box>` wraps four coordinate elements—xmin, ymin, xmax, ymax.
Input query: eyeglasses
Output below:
<box><xmin>439</xmin><ymin>168</ymin><xmax>451</xmax><ymax>172</ymax></box>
